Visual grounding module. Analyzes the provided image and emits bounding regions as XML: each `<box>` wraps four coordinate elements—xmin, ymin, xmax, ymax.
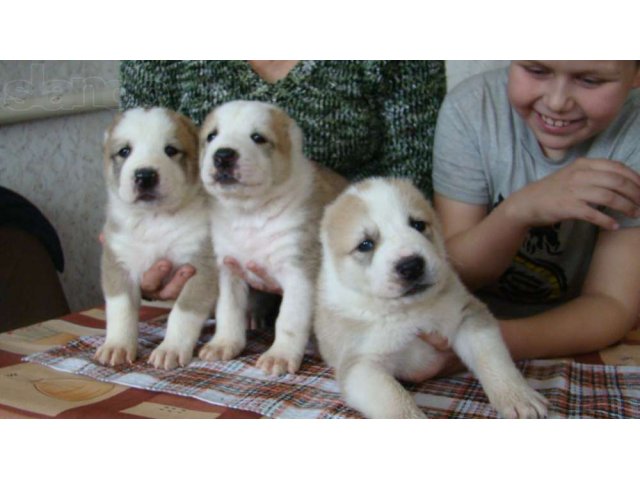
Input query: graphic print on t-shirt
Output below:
<box><xmin>492</xmin><ymin>195</ymin><xmax>568</xmax><ymax>304</ymax></box>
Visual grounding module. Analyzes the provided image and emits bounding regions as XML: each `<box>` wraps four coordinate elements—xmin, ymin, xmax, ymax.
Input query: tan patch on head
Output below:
<box><xmin>322</xmin><ymin>192</ymin><xmax>370</xmax><ymax>257</ymax></box>
<box><xmin>168</xmin><ymin>110</ymin><xmax>200</xmax><ymax>183</ymax></box>
<box><xmin>102</xmin><ymin>112</ymin><xmax>123</xmax><ymax>169</ymax></box>
<box><xmin>389</xmin><ymin>178</ymin><xmax>441</xmax><ymax>231</ymax></box>
<box><xmin>270</xmin><ymin>108</ymin><xmax>292</xmax><ymax>159</ymax></box>
<box><xmin>102</xmin><ymin>112</ymin><xmax>126</xmax><ymax>191</ymax></box>
<box><xmin>199</xmin><ymin>109</ymin><xmax>218</xmax><ymax>148</ymax></box>
<box><xmin>269</xmin><ymin>107</ymin><xmax>295</xmax><ymax>185</ymax></box>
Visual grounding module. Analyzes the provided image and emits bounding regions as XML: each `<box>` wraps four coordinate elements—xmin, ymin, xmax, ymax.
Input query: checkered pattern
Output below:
<box><xmin>24</xmin><ymin>314</ymin><xmax>640</xmax><ymax>419</ymax></box>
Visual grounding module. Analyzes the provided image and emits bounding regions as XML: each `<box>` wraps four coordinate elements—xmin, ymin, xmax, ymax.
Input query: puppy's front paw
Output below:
<box><xmin>403</xmin><ymin>406</ymin><xmax>428</xmax><ymax>419</ymax></box>
<box><xmin>198</xmin><ymin>338</ymin><xmax>245</xmax><ymax>362</ymax></box>
<box><xmin>94</xmin><ymin>342</ymin><xmax>137</xmax><ymax>366</ymax></box>
<box><xmin>492</xmin><ymin>384</ymin><xmax>549</xmax><ymax>419</ymax></box>
<box><xmin>256</xmin><ymin>346</ymin><xmax>303</xmax><ymax>376</ymax></box>
<box><xmin>149</xmin><ymin>342</ymin><xmax>194</xmax><ymax>370</ymax></box>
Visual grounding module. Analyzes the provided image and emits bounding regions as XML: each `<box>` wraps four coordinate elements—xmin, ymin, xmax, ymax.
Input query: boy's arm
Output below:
<box><xmin>436</xmin><ymin>157</ymin><xmax>640</xmax><ymax>290</ymax></box>
<box><xmin>434</xmin><ymin>193</ymin><xmax>530</xmax><ymax>290</ymax></box>
<box><xmin>434</xmin><ymin>193</ymin><xmax>640</xmax><ymax>360</ymax></box>
<box><xmin>501</xmin><ymin>227</ymin><xmax>640</xmax><ymax>360</ymax></box>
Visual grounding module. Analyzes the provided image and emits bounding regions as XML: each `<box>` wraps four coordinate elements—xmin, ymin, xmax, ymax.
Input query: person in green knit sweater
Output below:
<box><xmin>120</xmin><ymin>60</ymin><xmax>446</xmax><ymax>299</ymax></box>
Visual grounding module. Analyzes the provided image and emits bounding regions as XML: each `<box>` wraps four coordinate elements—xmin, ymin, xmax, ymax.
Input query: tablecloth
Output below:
<box><xmin>2</xmin><ymin>306</ymin><xmax>640</xmax><ymax>418</ymax></box>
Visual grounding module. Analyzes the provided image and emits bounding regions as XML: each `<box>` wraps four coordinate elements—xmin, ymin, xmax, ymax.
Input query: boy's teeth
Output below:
<box><xmin>541</xmin><ymin>114</ymin><xmax>571</xmax><ymax>127</ymax></box>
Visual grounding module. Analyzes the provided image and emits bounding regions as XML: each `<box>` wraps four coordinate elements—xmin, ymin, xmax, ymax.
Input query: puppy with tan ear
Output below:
<box><xmin>199</xmin><ymin>100</ymin><xmax>348</xmax><ymax>376</ymax></box>
<box><xmin>96</xmin><ymin>107</ymin><xmax>218</xmax><ymax>370</ymax></box>
<box><xmin>314</xmin><ymin>178</ymin><xmax>549</xmax><ymax>419</ymax></box>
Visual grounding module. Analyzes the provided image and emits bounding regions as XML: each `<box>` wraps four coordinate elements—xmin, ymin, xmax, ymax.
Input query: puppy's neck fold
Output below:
<box><xmin>218</xmin><ymin>156</ymin><xmax>314</xmax><ymax>216</ymax></box>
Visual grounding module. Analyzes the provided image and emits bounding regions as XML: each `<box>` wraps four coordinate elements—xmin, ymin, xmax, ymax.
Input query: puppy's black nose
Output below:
<box><xmin>214</xmin><ymin>148</ymin><xmax>238</xmax><ymax>170</ymax></box>
<box><xmin>395</xmin><ymin>255</ymin><xmax>425</xmax><ymax>282</ymax></box>
<box><xmin>134</xmin><ymin>168</ymin><xmax>159</xmax><ymax>191</ymax></box>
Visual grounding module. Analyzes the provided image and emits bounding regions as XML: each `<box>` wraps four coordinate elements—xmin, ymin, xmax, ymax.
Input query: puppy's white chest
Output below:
<box><xmin>109</xmin><ymin>210</ymin><xmax>208</xmax><ymax>281</ymax></box>
<box><xmin>213</xmin><ymin>211</ymin><xmax>302</xmax><ymax>273</ymax></box>
<box><xmin>355</xmin><ymin>301</ymin><xmax>455</xmax><ymax>356</ymax></box>
<box><xmin>362</xmin><ymin>318</ymin><xmax>424</xmax><ymax>354</ymax></box>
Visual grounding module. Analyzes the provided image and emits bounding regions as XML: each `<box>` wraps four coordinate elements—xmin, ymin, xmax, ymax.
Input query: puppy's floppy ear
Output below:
<box><xmin>168</xmin><ymin>110</ymin><xmax>201</xmax><ymax>184</ymax></box>
<box><xmin>103</xmin><ymin>112</ymin><xmax>123</xmax><ymax>147</ymax></box>
<box><xmin>102</xmin><ymin>112</ymin><xmax>125</xmax><ymax>177</ymax></box>
<box><xmin>321</xmin><ymin>190</ymin><xmax>369</xmax><ymax>257</ymax></box>
<box><xmin>170</xmin><ymin>111</ymin><xmax>199</xmax><ymax>158</ymax></box>
<box><xmin>270</xmin><ymin>108</ymin><xmax>304</xmax><ymax>159</ymax></box>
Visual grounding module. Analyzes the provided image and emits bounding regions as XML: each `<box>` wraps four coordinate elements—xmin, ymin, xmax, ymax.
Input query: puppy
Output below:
<box><xmin>199</xmin><ymin>100</ymin><xmax>348</xmax><ymax>376</ymax></box>
<box><xmin>314</xmin><ymin>178</ymin><xmax>549</xmax><ymax>418</ymax></box>
<box><xmin>96</xmin><ymin>107</ymin><xmax>217</xmax><ymax>370</ymax></box>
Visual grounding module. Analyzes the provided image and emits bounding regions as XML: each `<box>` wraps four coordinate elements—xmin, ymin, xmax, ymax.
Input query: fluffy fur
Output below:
<box><xmin>314</xmin><ymin>178</ymin><xmax>549</xmax><ymax>418</ymax></box>
<box><xmin>199</xmin><ymin>100</ymin><xmax>348</xmax><ymax>375</ymax></box>
<box><xmin>96</xmin><ymin>107</ymin><xmax>217</xmax><ymax>370</ymax></box>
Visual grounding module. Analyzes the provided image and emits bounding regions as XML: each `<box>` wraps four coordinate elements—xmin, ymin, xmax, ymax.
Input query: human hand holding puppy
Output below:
<box><xmin>99</xmin><ymin>233</ymin><xmax>201</xmax><ymax>301</ymax></box>
<box><xmin>140</xmin><ymin>257</ymin><xmax>283</xmax><ymax>300</ymax></box>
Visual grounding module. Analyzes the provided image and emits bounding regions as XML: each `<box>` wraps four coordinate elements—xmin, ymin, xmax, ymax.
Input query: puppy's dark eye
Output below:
<box><xmin>251</xmin><ymin>132</ymin><xmax>268</xmax><ymax>144</ymax></box>
<box><xmin>206</xmin><ymin>130</ymin><xmax>217</xmax><ymax>143</ymax></box>
<box><xmin>117</xmin><ymin>146</ymin><xmax>131</xmax><ymax>158</ymax></box>
<box><xmin>356</xmin><ymin>239</ymin><xmax>375</xmax><ymax>253</ymax></box>
<box><xmin>409</xmin><ymin>218</ymin><xmax>427</xmax><ymax>232</ymax></box>
<box><xmin>164</xmin><ymin>145</ymin><xmax>179</xmax><ymax>157</ymax></box>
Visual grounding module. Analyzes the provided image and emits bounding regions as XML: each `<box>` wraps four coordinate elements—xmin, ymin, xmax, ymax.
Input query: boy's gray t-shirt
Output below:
<box><xmin>433</xmin><ymin>67</ymin><xmax>640</xmax><ymax>318</ymax></box>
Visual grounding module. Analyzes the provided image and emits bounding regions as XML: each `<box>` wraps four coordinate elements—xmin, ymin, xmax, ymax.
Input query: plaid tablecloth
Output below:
<box><xmin>2</xmin><ymin>306</ymin><xmax>640</xmax><ymax>418</ymax></box>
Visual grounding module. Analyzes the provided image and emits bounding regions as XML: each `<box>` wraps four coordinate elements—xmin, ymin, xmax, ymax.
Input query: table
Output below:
<box><xmin>1</xmin><ymin>306</ymin><xmax>639</xmax><ymax>419</ymax></box>
<box><xmin>0</xmin><ymin>306</ymin><xmax>261</xmax><ymax>418</ymax></box>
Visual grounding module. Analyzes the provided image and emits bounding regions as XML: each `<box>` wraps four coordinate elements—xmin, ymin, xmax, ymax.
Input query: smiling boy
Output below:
<box><xmin>433</xmin><ymin>61</ymin><xmax>640</xmax><ymax>362</ymax></box>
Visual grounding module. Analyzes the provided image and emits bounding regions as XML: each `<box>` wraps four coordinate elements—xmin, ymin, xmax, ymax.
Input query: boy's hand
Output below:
<box><xmin>140</xmin><ymin>260</ymin><xmax>196</xmax><ymax>301</ymax></box>
<box><xmin>507</xmin><ymin>158</ymin><xmax>640</xmax><ymax>230</ymax></box>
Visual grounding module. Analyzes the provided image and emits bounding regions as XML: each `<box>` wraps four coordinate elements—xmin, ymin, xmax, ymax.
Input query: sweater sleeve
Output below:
<box><xmin>378</xmin><ymin>61</ymin><xmax>446</xmax><ymax>198</ymax></box>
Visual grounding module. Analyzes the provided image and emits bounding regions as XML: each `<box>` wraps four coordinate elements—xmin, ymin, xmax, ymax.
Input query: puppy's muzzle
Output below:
<box><xmin>395</xmin><ymin>255</ymin><xmax>430</xmax><ymax>296</ymax></box>
<box><xmin>213</xmin><ymin>147</ymin><xmax>239</xmax><ymax>184</ymax></box>
<box><xmin>396</xmin><ymin>255</ymin><xmax>425</xmax><ymax>282</ymax></box>
<box><xmin>134</xmin><ymin>168</ymin><xmax>159</xmax><ymax>200</ymax></box>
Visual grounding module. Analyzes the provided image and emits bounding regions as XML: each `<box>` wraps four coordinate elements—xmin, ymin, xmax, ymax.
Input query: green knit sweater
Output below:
<box><xmin>119</xmin><ymin>60</ymin><xmax>446</xmax><ymax>196</ymax></box>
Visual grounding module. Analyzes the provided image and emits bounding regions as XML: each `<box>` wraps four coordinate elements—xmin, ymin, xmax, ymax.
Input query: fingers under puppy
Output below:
<box><xmin>246</xmin><ymin>261</ymin><xmax>282</xmax><ymax>294</ymax></box>
<box><xmin>418</xmin><ymin>331</ymin><xmax>451</xmax><ymax>351</ymax></box>
<box><xmin>223</xmin><ymin>256</ymin><xmax>245</xmax><ymax>277</ymax></box>
<box><xmin>141</xmin><ymin>259</ymin><xmax>174</xmax><ymax>293</ymax></box>
<box><xmin>156</xmin><ymin>265</ymin><xmax>196</xmax><ymax>300</ymax></box>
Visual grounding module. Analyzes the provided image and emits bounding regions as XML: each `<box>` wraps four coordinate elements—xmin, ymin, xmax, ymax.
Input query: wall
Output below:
<box><xmin>0</xmin><ymin>61</ymin><xmax>119</xmax><ymax>311</ymax></box>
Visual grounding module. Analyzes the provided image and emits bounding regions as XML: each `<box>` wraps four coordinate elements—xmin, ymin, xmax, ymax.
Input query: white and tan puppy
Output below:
<box><xmin>314</xmin><ymin>178</ymin><xmax>549</xmax><ymax>419</ymax></box>
<box><xmin>96</xmin><ymin>107</ymin><xmax>217</xmax><ymax>370</ymax></box>
<box><xmin>199</xmin><ymin>100</ymin><xmax>348</xmax><ymax>376</ymax></box>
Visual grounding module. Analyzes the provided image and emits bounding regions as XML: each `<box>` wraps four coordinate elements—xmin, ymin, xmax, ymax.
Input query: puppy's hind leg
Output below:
<box><xmin>199</xmin><ymin>266</ymin><xmax>247</xmax><ymax>362</ymax></box>
<box><xmin>451</xmin><ymin>298</ymin><xmax>549</xmax><ymax>419</ymax></box>
<box><xmin>339</xmin><ymin>358</ymin><xmax>427</xmax><ymax>419</ymax></box>
<box><xmin>95</xmin><ymin>246</ymin><xmax>140</xmax><ymax>366</ymax></box>
<box><xmin>149</xmin><ymin>260</ymin><xmax>218</xmax><ymax>370</ymax></box>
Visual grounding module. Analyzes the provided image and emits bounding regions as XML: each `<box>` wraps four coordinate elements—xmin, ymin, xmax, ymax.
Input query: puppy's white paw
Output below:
<box><xmin>198</xmin><ymin>338</ymin><xmax>245</xmax><ymax>362</ymax></box>
<box><xmin>403</xmin><ymin>406</ymin><xmax>428</xmax><ymax>419</ymax></box>
<box><xmin>256</xmin><ymin>346</ymin><xmax>303</xmax><ymax>376</ymax></box>
<box><xmin>94</xmin><ymin>342</ymin><xmax>137</xmax><ymax>366</ymax></box>
<box><xmin>492</xmin><ymin>384</ymin><xmax>549</xmax><ymax>419</ymax></box>
<box><xmin>149</xmin><ymin>342</ymin><xmax>194</xmax><ymax>370</ymax></box>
